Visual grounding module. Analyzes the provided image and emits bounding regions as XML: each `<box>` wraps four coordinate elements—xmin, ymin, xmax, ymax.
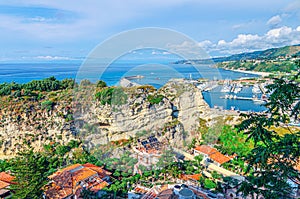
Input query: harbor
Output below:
<box><xmin>195</xmin><ymin>77</ymin><xmax>271</xmax><ymax>112</ymax></box>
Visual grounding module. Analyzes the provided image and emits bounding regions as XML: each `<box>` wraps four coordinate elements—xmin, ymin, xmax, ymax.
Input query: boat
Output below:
<box><xmin>125</xmin><ymin>75</ymin><xmax>144</xmax><ymax>80</ymax></box>
<box><xmin>221</xmin><ymin>79</ymin><xmax>232</xmax><ymax>92</ymax></box>
<box><xmin>252</xmin><ymin>84</ymin><xmax>261</xmax><ymax>94</ymax></box>
<box><xmin>233</xmin><ymin>83</ymin><xmax>243</xmax><ymax>93</ymax></box>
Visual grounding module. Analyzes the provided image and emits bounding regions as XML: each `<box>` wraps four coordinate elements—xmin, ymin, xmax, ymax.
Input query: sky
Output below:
<box><xmin>0</xmin><ymin>0</ymin><xmax>300</xmax><ymax>62</ymax></box>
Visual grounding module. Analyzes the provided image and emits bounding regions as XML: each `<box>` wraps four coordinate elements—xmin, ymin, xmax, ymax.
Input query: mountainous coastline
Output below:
<box><xmin>174</xmin><ymin>44</ymin><xmax>300</xmax><ymax>72</ymax></box>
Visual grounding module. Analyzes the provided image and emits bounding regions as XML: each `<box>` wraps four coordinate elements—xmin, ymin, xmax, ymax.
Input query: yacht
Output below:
<box><xmin>252</xmin><ymin>84</ymin><xmax>261</xmax><ymax>94</ymax></box>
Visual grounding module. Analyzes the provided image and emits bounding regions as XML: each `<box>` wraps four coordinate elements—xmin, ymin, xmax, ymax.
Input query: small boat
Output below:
<box><xmin>252</xmin><ymin>84</ymin><xmax>261</xmax><ymax>94</ymax></box>
<box><xmin>221</xmin><ymin>79</ymin><xmax>232</xmax><ymax>92</ymax></box>
<box><xmin>125</xmin><ymin>75</ymin><xmax>144</xmax><ymax>80</ymax></box>
<box><xmin>221</xmin><ymin>85</ymin><xmax>231</xmax><ymax>92</ymax></box>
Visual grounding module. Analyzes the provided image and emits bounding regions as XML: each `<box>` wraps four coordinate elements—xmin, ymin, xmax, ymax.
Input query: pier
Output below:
<box><xmin>220</xmin><ymin>95</ymin><xmax>265</xmax><ymax>103</ymax></box>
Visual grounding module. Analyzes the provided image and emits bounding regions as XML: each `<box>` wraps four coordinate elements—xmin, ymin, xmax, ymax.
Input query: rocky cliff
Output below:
<box><xmin>0</xmin><ymin>79</ymin><xmax>211</xmax><ymax>157</ymax></box>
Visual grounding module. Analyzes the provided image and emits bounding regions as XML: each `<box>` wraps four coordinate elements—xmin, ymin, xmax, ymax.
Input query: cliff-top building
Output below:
<box><xmin>44</xmin><ymin>163</ymin><xmax>111</xmax><ymax>199</ymax></box>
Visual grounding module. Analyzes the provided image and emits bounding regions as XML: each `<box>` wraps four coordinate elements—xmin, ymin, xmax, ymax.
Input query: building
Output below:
<box><xmin>194</xmin><ymin>145</ymin><xmax>232</xmax><ymax>166</ymax></box>
<box><xmin>44</xmin><ymin>163</ymin><xmax>111</xmax><ymax>199</ymax></box>
<box><xmin>133</xmin><ymin>136</ymin><xmax>164</xmax><ymax>168</ymax></box>
<box><xmin>0</xmin><ymin>172</ymin><xmax>15</xmax><ymax>199</ymax></box>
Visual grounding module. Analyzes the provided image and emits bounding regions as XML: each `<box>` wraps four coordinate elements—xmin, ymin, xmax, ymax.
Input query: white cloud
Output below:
<box><xmin>198</xmin><ymin>26</ymin><xmax>300</xmax><ymax>55</ymax></box>
<box><xmin>35</xmin><ymin>55</ymin><xmax>74</xmax><ymax>60</ymax></box>
<box><xmin>267</xmin><ymin>15</ymin><xmax>282</xmax><ymax>27</ymax></box>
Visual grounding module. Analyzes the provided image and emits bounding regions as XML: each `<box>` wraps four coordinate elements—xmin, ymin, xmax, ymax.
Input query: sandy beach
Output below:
<box><xmin>226</xmin><ymin>69</ymin><xmax>272</xmax><ymax>77</ymax></box>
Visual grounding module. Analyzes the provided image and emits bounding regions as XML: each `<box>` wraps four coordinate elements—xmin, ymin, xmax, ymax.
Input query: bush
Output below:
<box><xmin>204</xmin><ymin>179</ymin><xmax>217</xmax><ymax>189</ymax></box>
<box><xmin>147</xmin><ymin>94</ymin><xmax>164</xmax><ymax>105</ymax></box>
<box><xmin>95</xmin><ymin>87</ymin><xmax>127</xmax><ymax>105</ymax></box>
<box><xmin>96</xmin><ymin>80</ymin><xmax>107</xmax><ymax>88</ymax></box>
<box><xmin>41</xmin><ymin>100</ymin><xmax>55</xmax><ymax>111</ymax></box>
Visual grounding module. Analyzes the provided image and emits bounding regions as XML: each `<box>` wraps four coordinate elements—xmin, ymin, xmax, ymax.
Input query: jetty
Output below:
<box><xmin>220</xmin><ymin>95</ymin><xmax>265</xmax><ymax>103</ymax></box>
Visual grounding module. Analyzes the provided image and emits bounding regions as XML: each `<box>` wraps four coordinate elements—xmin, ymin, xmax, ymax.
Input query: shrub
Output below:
<box><xmin>41</xmin><ymin>100</ymin><xmax>55</xmax><ymax>111</ymax></box>
<box><xmin>96</xmin><ymin>80</ymin><xmax>107</xmax><ymax>88</ymax></box>
<box><xmin>147</xmin><ymin>94</ymin><xmax>164</xmax><ymax>105</ymax></box>
<box><xmin>204</xmin><ymin>179</ymin><xmax>217</xmax><ymax>189</ymax></box>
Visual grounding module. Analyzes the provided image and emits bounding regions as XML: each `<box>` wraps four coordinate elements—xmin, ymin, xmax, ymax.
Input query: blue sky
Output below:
<box><xmin>0</xmin><ymin>0</ymin><xmax>300</xmax><ymax>62</ymax></box>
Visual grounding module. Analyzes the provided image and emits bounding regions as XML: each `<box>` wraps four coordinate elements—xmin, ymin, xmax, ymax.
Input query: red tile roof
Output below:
<box><xmin>0</xmin><ymin>181</ymin><xmax>10</xmax><ymax>190</ymax></box>
<box><xmin>209</xmin><ymin>151</ymin><xmax>231</xmax><ymax>165</ymax></box>
<box><xmin>181</xmin><ymin>174</ymin><xmax>202</xmax><ymax>181</ymax></box>
<box><xmin>194</xmin><ymin>145</ymin><xmax>218</xmax><ymax>155</ymax></box>
<box><xmin>45</xmin><ymin>163</ymin><xmax>110</xmax><ymax>199</ymax></box>
<box><xmin>72</xmin><ymin>167</ymin><xmax>97</xmax><ymax>183</ymax></box>
<box><xmin>0</xmin><ymin>172</ymin><xmax>15</xmax><ymax>184</ymax></box>
<box><xmin>194</xmin><ymin>145</ymin><xmax>231</xmax><ymax>165</ymax></box>
<box><xmin>90</xmin><ymin>181</ymin><xmax>109</xmax><ymax>192</ymax></box>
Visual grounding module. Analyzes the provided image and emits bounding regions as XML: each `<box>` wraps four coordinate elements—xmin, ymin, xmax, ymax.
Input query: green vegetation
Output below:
<box><xmin>216</xmin><ymin>60</ymin><xmax>298</xmax><ymax>73</ymax></box>
<box><xmin>95</xmin><ymin>87</ymin><xmax>127</xmax><ymax>105</ymax></box>
<box><xmin>96</xmin><ymin>80</ymin><xmax>107</xmax><ymax>88</ymax></box>
<box><xmin>41</xmin><ymin>100</ymin><xmax>55</xmax><ymax>111</ymax></box>
<box><xmin>147</xmin><ymin>94</ymin><xmax>164</xmax><ymax>105</ymax></box>
<box><xmin>216</xmin><ymin>125</ymin><xmax>253</xmax><ymax>157</ymax></box>
<box><xmin>236</xmin><ymin>62</ymin><xmax>300</xmax><ymax>198</ymax></box>
<box><xmin>0</xmin><ymin>140</ymin><xmax>89</xmax><ymax>199</ymax></box>
<box><xmin>0</xmin><ymin>76</ymin><xmax>74</xmax><ymax>97</ymax></box>
<box><xmin>204</xmin><ymin>178</ymin><xmax>217</xmax><ymax>189</ymax></box>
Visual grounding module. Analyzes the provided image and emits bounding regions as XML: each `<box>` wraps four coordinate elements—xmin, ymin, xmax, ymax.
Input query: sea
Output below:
<box><xmin>0</xmin><ymin>61</ymin><xmax>266</xmax><ymax>112</ymax></box>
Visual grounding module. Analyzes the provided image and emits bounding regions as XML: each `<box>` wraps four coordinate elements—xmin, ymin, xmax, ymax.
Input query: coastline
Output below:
<box><xmin>225</xmin><ymin>68</ymin><xmax>271</xmax><ymax>77</ymax></box>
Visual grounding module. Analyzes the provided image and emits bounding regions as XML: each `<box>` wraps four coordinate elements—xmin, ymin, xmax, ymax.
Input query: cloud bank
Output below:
<box><xmin>197</xmin><ymin>26</ymin><xmax>300</xmax><ymax>55</ymax></box>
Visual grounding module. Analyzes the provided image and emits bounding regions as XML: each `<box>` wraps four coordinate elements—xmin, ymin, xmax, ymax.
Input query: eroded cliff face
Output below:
<box><xmin>0</xmin><ymin>79</ymin><xmax>210</xmax><ymax>157</ymax></box>
<box><xmin>0</xmin><ymin>92</ymin><xmax>77</xmax><ymax>157</ymax></box>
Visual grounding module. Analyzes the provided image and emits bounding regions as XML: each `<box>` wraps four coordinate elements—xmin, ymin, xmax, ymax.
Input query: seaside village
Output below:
<box><xmin>0</xmin><ymin>77</ymin><xmax>299</xmax><ymax>199</ymax></box>
<box><xmin>0</xmin><ymin>73</ymin><xmax>299</xmax><ymax>199</ymax></box>
<box><xmin>1</xmin><ymin>134</ymin><xmax>299</xmax><ymax>199</ymax></box>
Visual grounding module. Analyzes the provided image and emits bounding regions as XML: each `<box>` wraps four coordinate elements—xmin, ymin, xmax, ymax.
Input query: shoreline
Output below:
<box><xmin>224</xmin><ymin>68</ymin><xmax>272</xmax><ymax>77</ymax></box>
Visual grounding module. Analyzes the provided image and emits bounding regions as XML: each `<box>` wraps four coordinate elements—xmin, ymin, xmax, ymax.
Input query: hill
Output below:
<box><xmin>174</xmin><ymin>44</ymin><xmax>300</xmax><ymax>72</ymax></box>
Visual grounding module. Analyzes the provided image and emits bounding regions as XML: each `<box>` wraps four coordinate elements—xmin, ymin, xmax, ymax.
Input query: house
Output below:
<box><xmin>194</xmin><ymin>145</ymin><xmax>231</xmax><ymax>166</ymax></box>
<box><xmin>0</xmin><ymin>172</ymin><xmax>15</xmax><ymax>199</ymax></box>
<box><xmin>44</xmin><ymin>163</ymin><xmax>111</xmax><ymax>199</ymax></box>
<box><xmin>133</xmin><ymin>136</ymin><xmax>164</xmax><ymax>168</ymax></box>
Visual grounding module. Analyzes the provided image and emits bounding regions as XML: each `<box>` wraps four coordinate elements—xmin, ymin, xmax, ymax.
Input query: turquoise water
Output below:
<box><xmin>0</xmin><ymin>61</ymin><xmax>266</xmax><ymax>112</ymax></box>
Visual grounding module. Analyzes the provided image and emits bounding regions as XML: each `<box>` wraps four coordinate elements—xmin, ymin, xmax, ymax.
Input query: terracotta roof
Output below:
<box><xmin>82</xmin><ymin>163</ymin><xmax>96</xmax><ymax>168</ymax></box>
<box><xmin>181</xmin><ymin>174</ymin><xmax>202</xmax><ymax>181</ymax></box>
<box><xmin>0</xmin><ymin>180</ymin><xmax>10</xmax><ymax>190</ymax></box>
<box><xmin>45</xmin><ymin>163</ymin><xmax>110</xmax><ymax>199</ymax></box>
<box><xmin>72</xmin><ymin>167</ymin><xmax>97</xmax><ymax>183</ymax></box>
<box><xmin>45</xmin><ymin>186</ymin><xmax>73</xmax><ymax>199</ymax></box>
<box><xmin>90</xmin><ymin>181</ymin><xmax>109</xmax><ymax>192</ymax></box>
<box><xmin>194</xmin><ymin>145</ymin><xmax>231</xmax><ymax>165</ymax></box>
<box><xmin>60</xmin><ymin>164</ymin><xmax>83</xmax><ymax>173</ymax></box>
<box><xmin>83</xmin><ymin>164</ymin><xmax>112</xmax><ymax>176</ymax></box>
<box><xmin>194</xmin><ymin>145</ymin><xmax>218</xmax><ymax>155</ymax></box>
<box><xmin>209</xmin><ymin>151</ymin><xmax>231</xmax><ymax>165</ymax></box>
<box><xmin>0</xmin><ymin>172</ymin><xmax>15</xmax><ymax>184</ymax></box>
<box><xmin>296</xmin><ymin>162</ymin><xmax>300</xmax><ymax>172</ymax></box>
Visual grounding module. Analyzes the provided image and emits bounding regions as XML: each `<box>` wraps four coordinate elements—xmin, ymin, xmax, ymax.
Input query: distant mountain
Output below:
<box><xmin>173</xmin><ymin>44</ymin><xmax>300</xmax><ymax>72</ymax></box>
<box><xmin>174</xmin><ymin>44</ymin><xmax>300</xmax><ymax>64</ymax></box>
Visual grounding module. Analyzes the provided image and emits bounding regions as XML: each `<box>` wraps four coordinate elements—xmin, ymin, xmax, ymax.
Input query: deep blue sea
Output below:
<box><xmin>0</xmin><ymin>61</ymin><xmax>266</xmax><ymax>112</ymax></box>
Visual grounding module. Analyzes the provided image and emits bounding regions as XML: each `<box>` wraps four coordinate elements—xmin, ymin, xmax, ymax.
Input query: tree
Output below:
<box><xmin>236</xmin><ymin>65</ymin><xmax>300</xmax><ymax>199</ymax></box>
<box><xmin>10</xmin><ymin>150</ymin><xmax>50</xmax><ymax>199</ymax></box>
<box><xmin>204</xmin><ymin>178</ymin><xmax>217</xmax><ymax>190</ymax></box>
<box><xmin>96</xmin><ymin>80</ymin><xmax>107</xmax><ymax>88</ymax></box>
<box><xmin>80</xmin><ymin>188</ymin><xmax>97</xmax><ymax>199</ymax></box>
<box><xmin>156</xmin><ymin>148</ymin><xmax>176</xmax><ymax>180</ymax></box>
<box><xmin>194</xmin><ymin>155</ymin><xmax>203</xmax><ymax>168</ymax></box>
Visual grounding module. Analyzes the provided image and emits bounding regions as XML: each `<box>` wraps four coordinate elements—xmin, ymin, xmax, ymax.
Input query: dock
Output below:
<box><xmin>220</xmin><ymin>95</ymin><xmax>265</xmax><ymax>103</ymax></box>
